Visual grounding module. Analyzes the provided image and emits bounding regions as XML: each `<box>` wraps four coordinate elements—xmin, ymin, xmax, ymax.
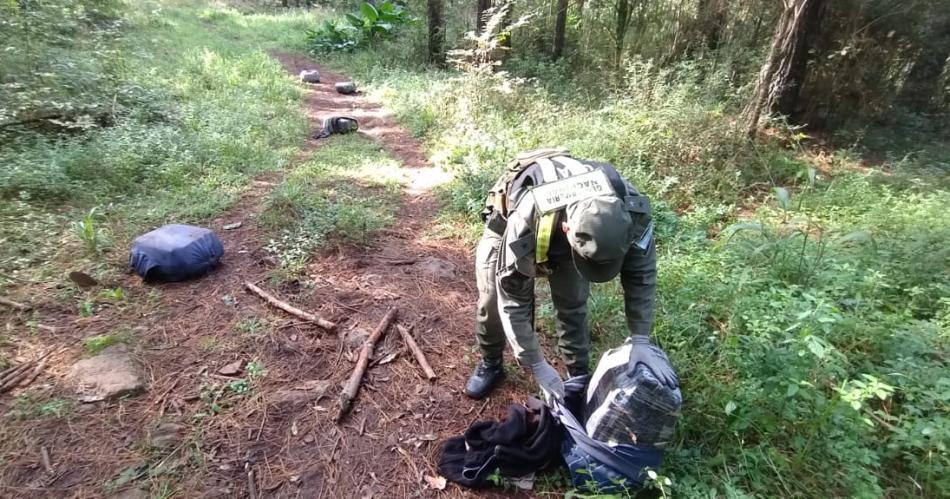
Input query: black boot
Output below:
<box><xmin>464</xmin><ymin>358</ymin><xmax>505</xmax><ymax>399</ymax></box>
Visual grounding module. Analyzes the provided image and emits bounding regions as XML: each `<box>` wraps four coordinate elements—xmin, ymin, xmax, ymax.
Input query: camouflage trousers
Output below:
<box><xmin>474</xmin><ymin>227</ymin><xmax>591</xmax><ymax>372</ymax></box>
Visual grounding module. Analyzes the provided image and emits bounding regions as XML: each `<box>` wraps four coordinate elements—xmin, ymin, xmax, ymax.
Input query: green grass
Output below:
<box><xmin>0</xmin><ymin>0</ymin><xmax>312</xmax><ymax>291</ymax></box>
<box><xmin>83</xmin><ymin>331</ymin><xmax>131</xmax><ymax>355</ymax></box>
<box><xmin>260</xmin><ymin>134</ymin><xmax>403</xmax><ymax>275</ymax></box>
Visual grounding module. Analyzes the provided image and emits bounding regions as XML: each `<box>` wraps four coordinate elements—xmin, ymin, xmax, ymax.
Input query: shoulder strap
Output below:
<box><xmin>535</xmin><ymin>159</ymin><xmax>561</xmax><ymax>264</ymax></box>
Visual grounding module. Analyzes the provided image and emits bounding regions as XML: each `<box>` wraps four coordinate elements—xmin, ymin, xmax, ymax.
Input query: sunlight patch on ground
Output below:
<box><xmin>406</xmin><ymin>166</ymin><xmax>454</xmax><ymax>194</ymax></box>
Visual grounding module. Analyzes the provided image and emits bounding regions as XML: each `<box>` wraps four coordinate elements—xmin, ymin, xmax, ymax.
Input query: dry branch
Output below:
<box><xmin>0</xmin><ymin>362</ymin><xmax>32</xmax><ymax>389</ymax></box>
<box><xmin>396</xmin><ymin>325</ymin><xmax>436</xmax><ymax>381</ymax></box>
<box><xmin>0</xmin><ymin>347</ymin><xmax>60</xmax><ymax>394</ymax></box>
<box><xmin>244</xmin><ymin>281</ymin><xmax>336</xmax><ymax>331</ymax></box>
<box><xmin>40</xmin><ymin>446</ymin><xmax>53</xmax><ymax>474</ymax></box>
<box><xmin>0</xmin><ymin>296</ymin><xmax>31</xmax><ymax>311</ymax></box>
<box><xmin>337</xmin><ymin>307</ymin><xmax>398</xmax><ymax>421</ymax></box>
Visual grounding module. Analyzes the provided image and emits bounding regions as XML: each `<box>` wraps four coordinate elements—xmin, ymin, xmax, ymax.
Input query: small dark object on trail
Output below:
<box><xmin>299</xmin><ymin>69</ymin><xmax>320</xmax><ymax>83</ymax></box>
<box><xmin>68</xmin><ymin>270</ymin><xmax>98</xmax><ymax>288</ymax></box>
<box><xmin>129</xmin><ymin>224</ymin><xmax>224</xmax><ymax>282</ymax></box>
<box><xmin>335</xmin><ymin>81</ymin><xmax>357</xmax><ymax>94</ymax></box>
<box><xmin>314</xmin><ymin>116</ymin><xmax>358</xmax><ymax>139</ymax></box>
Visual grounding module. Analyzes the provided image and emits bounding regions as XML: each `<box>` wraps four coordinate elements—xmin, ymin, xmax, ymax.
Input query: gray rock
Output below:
<box><xmin>270</xmin><ymin>379</ymin><xmax>332</xmax><ymax>409</ymax></box>
<box><xmin>412</xmin><ymin>257</ymin><xmax>457</xmax><ymax>279</ymax></box>
<box><xmin>335</xmin><ymin>81</ymin><xmax>357</xmax><ymax>94</ymax></box>
<box><xmin>218</xmin><ymin>360</ymin><xmax>243</xmax><ymax>376</ymax></box>
<box><xmin>299</xmin><ymin>69</ymin><xmax>321</xmax><ymax>83</ymax></box>
<box><xmin>150</xmin><ymin>422</ymin><xmax>186</xmax><ymax>449</ymax></box>
<box><xmin>67</xmin><ymin>346</ymin><xmax>145</xmax><ymax>402</ymax></box>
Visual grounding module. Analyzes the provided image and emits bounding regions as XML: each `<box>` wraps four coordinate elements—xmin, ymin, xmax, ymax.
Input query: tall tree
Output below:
<box><xmin>553</xmin><ymin>0</ymin><xmax>569</xmax><ymax>59</ymax></box>
<box><xmin>613</xmin><ymin>0</ymin><xmax>635</xmax><ymax>70</ymax></box>
<box><xmin>476</xmin><ymin>0</ymin><xmax>492</xmax><ymax>34</ymax></box>
<box><xmin>697</xmin><ymin>0</ymin><xmax>729</xmax><ymax>51</ymax></box>
<box><xmin>746</xmin><ymin>0</ymin><xmax>826</xmax><ymax>135</ymax></box>
<box><xmin>428</xmin><ymin>0</ymin><xmax>446</xmax><ymax>63</ymax></box>
<box><xmin>898</xmin><ymin>16</ymin><xmax>950</xmax><ymax>113</ymax></box>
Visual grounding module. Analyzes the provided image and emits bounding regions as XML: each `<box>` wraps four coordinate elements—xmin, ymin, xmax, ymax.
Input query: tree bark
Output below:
<box><xmin>697</xmin><ymin>0</ymin><xmax>729</xmax><ymax>51</ymax></box>
<box><xmin>898</xmin><ymin>21</ymin><xmax>950</xmax><ymax>113</ymax></box>
<box><xmin>746</xmin><ymin>0</ymin><xmax>826</xmax><ymax>136</ymax></box>
<box><xmin>552</xmin><ymin>0</ymin><xmax>569</xmax><ymax>59</ymax></box>
<box><xmin>428</xmin><ymin>0</ymin><xmax>446</xmax><ymax>64</ymax></box>
<box><xmin>614</xmin><ymin>0</ymin><xmax>633</xmax><ymax>70</ymax></box>
<box><xmin>476</xmin><ymin>0</ymin><xmax>492</xmax><ymax>34</ymax></box>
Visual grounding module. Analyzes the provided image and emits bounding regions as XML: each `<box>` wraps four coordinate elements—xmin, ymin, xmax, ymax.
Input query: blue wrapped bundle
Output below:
<box><xmin>129</xmin><ymin>224</ymin><xmax>224</xmax><ymax>282</ymax></box>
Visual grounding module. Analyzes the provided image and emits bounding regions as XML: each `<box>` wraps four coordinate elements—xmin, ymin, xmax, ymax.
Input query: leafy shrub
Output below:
<box><xmin>307</xmin><ymin>1</ymin><xmax>413</xmax><ymax>53</ymax></box>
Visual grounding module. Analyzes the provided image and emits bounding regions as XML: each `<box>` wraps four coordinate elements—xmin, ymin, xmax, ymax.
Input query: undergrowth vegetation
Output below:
<box><xmin>0</xmin><ymin>0</ymin><xmax>309</xmax><ymax>290</ymax></box>
<box><xmin>260</xmin><ymin>135</ymin><xmax>403</xmax><ymax>275</ymax></box>
<box><xmin>0</xmin><ymin>0</ymin><xmax>946</xmax><ymax>497</ymax></box>
<box><xmin>309</xmin><ymin>10</ymin><xmax>949</xmax><ymax>498</ymax></box>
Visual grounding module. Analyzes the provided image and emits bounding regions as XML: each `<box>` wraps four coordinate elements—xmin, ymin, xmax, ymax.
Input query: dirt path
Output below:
<box><xmin>0</xmin><ymin>53</ymin><xmax>532</xmax><ymax>498</ymax></box>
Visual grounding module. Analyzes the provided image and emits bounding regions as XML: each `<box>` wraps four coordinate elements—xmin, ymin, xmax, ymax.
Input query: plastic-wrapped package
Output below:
<box><xmin>129</xmin><ymin>224</ymin><xmax>224</xmax><ymax>282</ymax></box>
<box><xmin>585</xmin><ymin>340</ymin><xmax>681</xmax><ymax>448</ymax></box>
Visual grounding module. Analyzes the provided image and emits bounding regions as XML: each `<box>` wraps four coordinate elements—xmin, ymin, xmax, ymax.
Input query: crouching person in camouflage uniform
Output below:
<box><xmin>464</xmin><ymin>148</ymin><xmax>678</xmax><ymax>399</ymax></box>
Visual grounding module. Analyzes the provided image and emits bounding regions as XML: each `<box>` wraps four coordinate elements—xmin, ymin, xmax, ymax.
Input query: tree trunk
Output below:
<box><xmin>476</xmin><ymin>0</ymin><xmax>492</xmax><ymax>34</ymax></box>
<box><xmin>697</xmin><ymin>0</ymin><xmax>728</xmax><ymax>51</ymax></box>
<box><xmin>898</xmin><ymin>23</ymin><xmax>950</xmax><ymax>113</ymax></box>
<box><xmin>745</xmin><ymin>0</ymin><xmax>825</xmax><ymax>136</ymax></box>
<box><xmin>614</xmin><ymin>0</ymin><xmax>632</xmax><ymax>70</ymax></box>
<box><xmin>428</xmin><ymin>0</ymin><xmax>446</xmax><ymax>64</ymax></box>
<box><xmin>552</xmin><ymin>0</ymin><xmax>569</xmax><ymax>59</ymax></box>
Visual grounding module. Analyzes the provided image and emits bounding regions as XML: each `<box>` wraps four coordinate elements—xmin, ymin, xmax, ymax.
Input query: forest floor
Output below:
<box><xmin>0</xmin><ymin>53</ymin><xmax>542</xmax><ymax>498</ymax></box>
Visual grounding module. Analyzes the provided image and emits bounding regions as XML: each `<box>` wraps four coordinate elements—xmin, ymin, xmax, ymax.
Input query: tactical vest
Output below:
<box><xmin>483</xmin><ymin>148</ymin><xmax>649</xmax><ymax>264</ymax></box>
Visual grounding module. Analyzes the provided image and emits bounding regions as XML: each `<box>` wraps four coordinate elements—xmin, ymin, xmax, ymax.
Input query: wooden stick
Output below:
<box><xmin>19</xmin><ymin>360</ymin><xmax>47</xmax><ymax>388</ymax></box>
<box><xmin>0</xmin><ymin>296</ymin><xmax>31</xmax><ymax>311</ymax></box>
<box><xmin>396</xmin><ymin>325</ymin><xmax>436</xmax><ymax>381</ymax></box>
<box><xmin>0</xmin><ymin>366</ymin><xmax>33</xmax><ymax>393</ymax></box>
<box><xmin>246</xmin><ymin>465</ymin><xmax>258</xmax><ymax>499</ymax></box>
<box><xmin>40</xmin><ymin>447</ymin><xmax>53</xmax><ymax>474</ymax></box>
<box><xmin>0</xmin><ymin>364</ymin><xmax>31</xmax><ymax>388</ymax></box>
<box><xmin>0</xmin><ymin>346</ymin><xmax>61</xmax><ymax>392</ymax></box>
<box><xmin>244</xmin><ymin>281</ymin><xmax>336</xmax><ymax>331</ymax></box>
<box><xmin>336</xmin><ymin>308</ymin><xmax>397</xmax><ymax>422</ymax></box>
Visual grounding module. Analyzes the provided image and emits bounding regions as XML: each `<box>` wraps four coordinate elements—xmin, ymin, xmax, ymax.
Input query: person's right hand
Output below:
<box><xmin>627</xmin><ymin>335</ymin><xmax>679</xmax><ymax>389</ymax></box>
<box><xmin>530</xmin><ymin>360</ymin><xmax>565</xmax><ymax>399</ymax></box>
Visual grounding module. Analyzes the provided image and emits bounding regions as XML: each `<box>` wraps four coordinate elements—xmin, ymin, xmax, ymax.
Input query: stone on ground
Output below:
<box><xmin>150</xmin><ymin>422</ymin><xmax>186</xmax><ymax>449</ymax></box>
<box><xmin>412</xmin><ymin>256</ymin><xmax>457</xmax><ymax>279</ymax></box>
<box><xmin>270</xmin><ymin>379</ymin><xmax>332</xmax><ymax>410</ymax></box>
<box><xmin>335</xmin><ymin>81</ymin><xmax>357</xmax><ymax>94</ymax></box>
<box><xmin>67</xmin><ymin>345</ymin><xmax>145</xmax><ymax>402</ymax></box>
<box><xmin>299</xmin><ymin>69</ymin><xmax>320</xmax><ymax>83</ymax></box>
<box><xmin>217</xmin><ymin>360</ymin><xmax>243</xmax><ymax>376</ymax></box>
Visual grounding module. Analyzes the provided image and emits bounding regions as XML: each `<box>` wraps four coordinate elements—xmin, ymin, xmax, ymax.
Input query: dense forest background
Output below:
<box><xmin>1</xmin><ymin>0</ymin><xmax>947</xmax><ymax>497</ymax></box>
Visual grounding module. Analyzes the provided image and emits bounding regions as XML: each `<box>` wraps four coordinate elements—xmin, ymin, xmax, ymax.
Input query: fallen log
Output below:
<box><xmin>244</xmin><ymin>281</ymin><xmax>336</xmax><ymax>331</ymax></box>
<box><xmin>0</xmin><ymin>296</ymin><xmax>31</xmax><ymax>311</ymax></box>
<box><xmin>396</xmin><ymin>325</ymin><xmax>436</xmax><ymax>381</ymax></box>
<box><xmin>337</xmin><ymin>307</ymin><xmax>398</xmax><ymax>421</ymax></box>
